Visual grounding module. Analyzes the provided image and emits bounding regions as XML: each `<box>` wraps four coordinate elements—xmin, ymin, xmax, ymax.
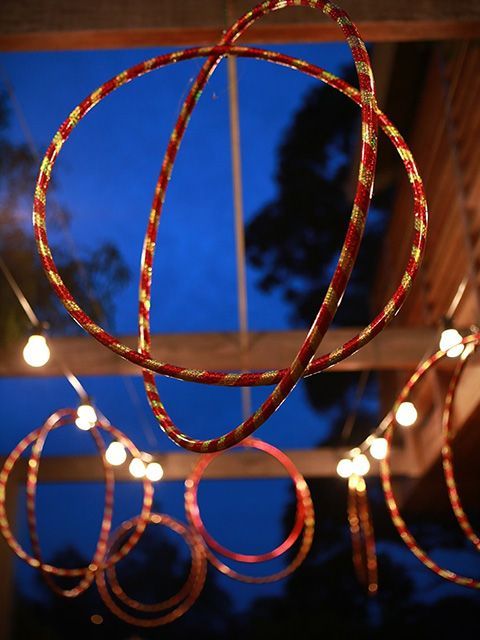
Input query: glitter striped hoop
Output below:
<box><xmin>95</xmin><ymin>513</ymin><xmax>207</xmax><ymax>627</ymax></box>
<box><xmin>32</xmin><ymin>2</ymin><xmax>426</xmax><ymax>453</ymax></box>
<box><xmin>184</xmin><ymin>438</ymin><xmax>314</xmax><ymax>583</ymax></box>
<box><xmin>442</xmin><ymin>341</ymin><xmax>480</xmax><ymax>552</ymax></box>
<box><xmin>139</xmin><ymin>45</ymin><xmax>427</xmax><ymax>452</ymax></box>
<box><xmin>347</xmin><ymin>476</ymin><xmax>378</xmax><ymax>595</ymax></box>
<box><xmin>0</xmin><ymin>409</ymin><xmax>153</xmax><ymax>592</ymax></box>
<box><xmin>381</xmin><ymin>333</ymin><xmax>480</xmax><ymax>589</ymax></box>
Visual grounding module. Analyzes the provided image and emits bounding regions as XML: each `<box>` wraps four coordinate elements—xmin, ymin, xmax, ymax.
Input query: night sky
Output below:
<box><xmin>1</xmin><ymin>39</ymin><xmax>480</xmax><ymax>626</ymax></box>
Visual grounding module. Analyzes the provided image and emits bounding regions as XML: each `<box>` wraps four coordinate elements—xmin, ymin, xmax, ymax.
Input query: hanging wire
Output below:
<box><xmin>0</xmin><ymin>255</ymin><xmax>89</xmax><ymax>400</ymax></box>
<box><xmin>0</xmin><ymin>255</ymin><xmax>38</xmax><ymax>327</ymax></box>
<box><xmin>226</xmin><ymin>1</ymin><xmax>252</xmax><ymax>421</ymax></box>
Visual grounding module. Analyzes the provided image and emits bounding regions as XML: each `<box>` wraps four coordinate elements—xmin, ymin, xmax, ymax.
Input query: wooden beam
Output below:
<box><xmin>1</xmin><ymin>327</ymin><xmax>446</xmax><ymax>377</ymax></box>
<box><xmin>3</xmin><ymin>447</ymin><xmax>416</xmax><ymax>482</ymax></box>
<box><xmin>1</xmin><ymin>0</ymin><xmax>479</xmax><ymax>51</ymax></box>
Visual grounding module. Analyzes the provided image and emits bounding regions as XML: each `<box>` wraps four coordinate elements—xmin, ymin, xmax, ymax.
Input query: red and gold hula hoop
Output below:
<box><xmin>32</xmin><ymin>1</ymin><xmax>427</xmax><ymax>453</ymax></box>
<box><xmin>442</xmin><ymin>341</ymin><xmax>480</xmax><ymax>552</ymax></box>
<box><xmin>185</xmin><ymin>438</ymin><xmax>314</xmax><ymax>583</ymax></box>
<box><xmin>0</xmin><ymin>409</ymin><xmax>153</xmax><ymax>595</ymax></box>
<box><xmin>347</xmin><ymin>476</ymin><xmax>378</xmax><ymax>595</ymax></box>
<box><xmin>95</xmin><ymin>513</ymin><xmax>207</xmax><ymax>627</ymax></box>
<box><xmin>381</xmin><ymin>333</ymin><xmax>480</xmax><ymax>589</ymax></box>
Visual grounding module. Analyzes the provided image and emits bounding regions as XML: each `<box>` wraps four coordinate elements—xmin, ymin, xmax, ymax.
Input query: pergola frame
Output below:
<box><xmin>1</xmin><ymin>3</ymin><xmax>480</xmax><ymax>636</ymax></box>
<box><xmin>1</xmin><ymin>0</ymin><xmax>480</xmax><ymax>50</ymax></box>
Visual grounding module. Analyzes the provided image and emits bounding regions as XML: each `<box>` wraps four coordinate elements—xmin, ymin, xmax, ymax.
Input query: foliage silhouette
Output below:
<box><xmin>0</xmin><ymin>91</ymin><xmax>130</xmax><ymax>347</ymax></box>
<box><xmin>13</xmin><ymin>512</ymin><xmax>237</xmax><ymax>639</ymax></box>
<box><xmin>245</xmin><ymin>64</ymin><xmax>389</xmax><ymax>433</ymax></box>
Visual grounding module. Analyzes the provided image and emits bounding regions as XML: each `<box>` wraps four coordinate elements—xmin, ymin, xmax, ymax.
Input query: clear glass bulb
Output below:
<box><xmin>75</xmin><ymin>403</ymin><xmax>96</xmax><ymax>430</ymax></box>
<box><xmin>351</xmin><ymin>453</ymin><xmax>370</xmax><ymax>476</ymax></box>
<box><xmin>23</xmin><ymin>334</ymin><xmax>50</xmax><ymax>367</ymax></box>
<box><xmin>336</xmin><ymin>458</ymin><xmax>353</xmax><ymax>478</ymax></box>
<box><xmin>105</xmin><ymin>441</ymin><xmax>126</xmax><ymax>466</ymax></box>
<box><xmin>369</xmin><ymin>437</ymin><xmax>388</xmax><ymax>460</ymax></box>
<box><xmin>439</xmin><ymin>328</ymin><xmax>464</xmax><ymax>358</ymax></box>
<box><xmin>395</xmin><ymin>401</ymin><xmax>418</xmax><ymax>427</ymax></box>
<box><xmin>145</xmin><ymin>462</ymin><xmax>164</xmax><ymax>482</ymax></box>
<box><xmin>129</xmin><ymin>458</ymin><xmax>146</xmax><ymax>478</ymax></box>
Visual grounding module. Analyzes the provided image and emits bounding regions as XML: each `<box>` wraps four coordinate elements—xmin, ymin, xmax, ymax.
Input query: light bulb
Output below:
<box><xmin>145</xmin><ymin>462</ymin><xmax>164</xmax><ymax>482</ymax></box>
<box><xmin>23</xmin><ymin>334</ymin><xmax>50</xmax><ymax>367</ymax></box>
<box><xmin>75</xmin><ymin>403</ymin><xmax>97</xmax><ymax>431</ymax></box>
<box><xmin>439</xmin><ymin>328</ymin><xmax>464</xmax><ymax>358</ymax></box>
<box><xmin>348</xmin><ymin>474</ymin><xmax>359</xmax><ymax>490</ymax></box>
<box><xmin>369</xmin><ymin>437</ymin><xmax>388</xmax><ymax>460</ymax></box>
<box><xmin>351</xmin><ymin>453</ymin><xmax>370</xmax><ymax>476</ymax></box>
<box><xmin>395</xmin><ymin>401</ymin><xmax>417</xmax><ymax>427</ymax></box>
<box><xmin>336</xmin><ymin>458</ymin><xmax>354</xmax><ymax>478</ymax></box>
<box><xmin>356</xmin><ymin>477</ymin><xmax>366</xmax><ymax>493</ymax></box>
<box><xmin>129</xmin><ymin>457</ymin><xmax>146</xmax><ymax>478</ymax></box>
<box><xmin>105</xmin><ymin>441</ymin><xmax>126</xmax><ymax>466</ymax></box>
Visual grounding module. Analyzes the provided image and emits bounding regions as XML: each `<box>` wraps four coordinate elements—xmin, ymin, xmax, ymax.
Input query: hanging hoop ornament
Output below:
<box><xmin>95</xmin><ymin>513</ymin><xmax>207</xmax><ymax>627</ymax></box>
<box><xmin>33</xmin><ymin>3</ymin><xmax>427</xmax><ymax>452</ymax></box>
<box><xmin>442</xmin><ymin>341</ymin><xmax>480</xmax><ymax>552</ymax></box>
<box><xmin>0</xmin><ymin>409</ymin><xmax>153</xmax><ymax>595</ymax></box>
<box><xmin>347</xmin><ymin>475</ymin><xmax>378</xmax><ymax>595</ymax></box>
<box><xmin>381</xmin><ymin>333</ymin><xmax>480</xmax><ymax>589</ymax></box>
<box><xmin>185</xmin><ymin>438</ymin><xmax>314</xmax><ymax>583</ymax></box>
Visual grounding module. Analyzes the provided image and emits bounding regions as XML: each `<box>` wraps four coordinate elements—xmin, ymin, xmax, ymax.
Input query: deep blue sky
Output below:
<box><xmin>2</xmin><ymin>41</ymin><xmax>479</xmax><ymax>618</ymax></box>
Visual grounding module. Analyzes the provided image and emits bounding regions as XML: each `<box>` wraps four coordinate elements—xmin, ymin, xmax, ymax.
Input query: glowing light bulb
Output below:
<box><xmin>145</xmin><ymin>462</ymin><xmax>164</xmax><ymax>482</ymax></box>
<box><xmin>75</xmin><ymin>403</ymin><xmax>97</xmax><ymax>431</ymax></box>
<box><xmin>336</xmin><ymin>458</ymin><xmax>354</xmax><ymax>478</ymax></box>
<box><xmin>129</xmin><ymin>457</ymin><xmax>146</xmax><ymax>478</ymax></box>
<box><xmin>369</xmin><ymin>437</ymin><xmax>388</xmax><ymax>460</ymax></box>
<box><xmin>439</xmin><ymin>328</ymin><xmax>464</xmax><ymax>358</ymax></box>
<box><xmin>348</xmin><ymin>474</ymin><xmax>359</xmax><ymax>490</ymax></box>
<box><xmin>356</xmin><ymin>477</ymin><xmax>366</xmax><ymax>493</ymax></box>
<box><xmin>105</xmin><ymin>441</ymin><xmax>126</xmax><ymax>466</ymax></box>
<box><xmin>395</xmin><ymin>401</ymin><xmax>417</xmax><ymax>427</ymax></box>
<box><xmin>23</xmin><ymin>334</ymin><xmax>50</xmax><ymax>367</ymax></box>
<box><xmin>352</xmin><ymin>453</ymin><xmax>370</xmax><ymax>476</ymax></box>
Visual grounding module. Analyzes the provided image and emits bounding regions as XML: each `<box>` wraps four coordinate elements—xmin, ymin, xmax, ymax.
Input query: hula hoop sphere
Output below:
<box><xmin>32</xmin><ymin>0</ymin><xmax>427</xmax><ymax>453</ymax></box>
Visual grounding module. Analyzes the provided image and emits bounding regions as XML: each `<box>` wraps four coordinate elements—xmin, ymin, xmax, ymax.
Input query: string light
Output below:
<box><xmin>355</xmin><ymin>477</ymin><xmax>366</xmax><ymax>493</ymax></box>
<box><xmin>105</xmin><ymin>441</ymin><xmax>127</xmax><ymax>466</ymax></box>
<box><xmin>351</xmin><ymin>453</ymin><xmax>370</xmax><ymax>477</ymax></box>
<box><xmin>129</xmin><ymin>457</ymin><xmax>146</xmax><ymax>478</ymax></box>
<box><xmin>439</xmin><ymin>328</ymin><xmax>464</xmax><ymax>358</ymax></box>
<box><xmin>145</xmin><ymin>462</ymin><xmax>164</xmax><ymax>482</ymax></box>
<box><xmin>369</xmin><ymin>437</ymin><xmax>388</xmax><ymax>460</ymax></box>
<box><xmin>395</xmin><ymin>401</ymin><xmax>418</xmax><ymax>427</ymax></box>
<box><xmin>337</xmin><ymin>458</ymin><xmax>354</xmax><ymax>478</ymax></box>
<box><xmin>75</xmin><ymin>402</ymin><xmax>97</xmax><ymax>431</ymax></box>
<box><xmin>22</xmin><ymin>333</ymin><xmax>50</xmax><ymax>368</ymax></box>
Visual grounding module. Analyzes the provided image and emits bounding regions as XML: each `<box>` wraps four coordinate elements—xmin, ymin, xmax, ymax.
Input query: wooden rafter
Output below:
<box><xmin>1</xmin><ymin>327</ymin><xmax>451</xmax><ymax>377</ymax></box>
<box><xmin>0</xmin><ymin>446</ymin><xmax>417</xmax><ymax>482</ymax></box>
<box><xmin>1</xmin><ymin>0</ymin><xmax>480</xmax><ymax>51</ymax></box>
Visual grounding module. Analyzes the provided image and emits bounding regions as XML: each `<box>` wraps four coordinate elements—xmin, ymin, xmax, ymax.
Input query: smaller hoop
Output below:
<box><xmin>185</xmin><ymin>438</ymin><xmax>314</xmax><ymax>583</ymax></box>
<box><xmin>96</xmin><ymin>513</ymin><xmax>207</xmax><ymax>627</ymax></box>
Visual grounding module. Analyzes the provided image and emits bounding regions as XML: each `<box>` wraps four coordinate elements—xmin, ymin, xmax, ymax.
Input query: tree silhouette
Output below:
<box><xmin>245</xmin><ymin>64</ymin><xmax>389</xmax><ymax>431</ymax></box>
<box><xmin>0</xmin><ymin>91</ymin><xmax>130</xmax><ymax>347</ymax></box>
<box><xmin>13</xmin><ymin>512</ymin><xmax>237</xmax><ymax>639</ymax></box>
